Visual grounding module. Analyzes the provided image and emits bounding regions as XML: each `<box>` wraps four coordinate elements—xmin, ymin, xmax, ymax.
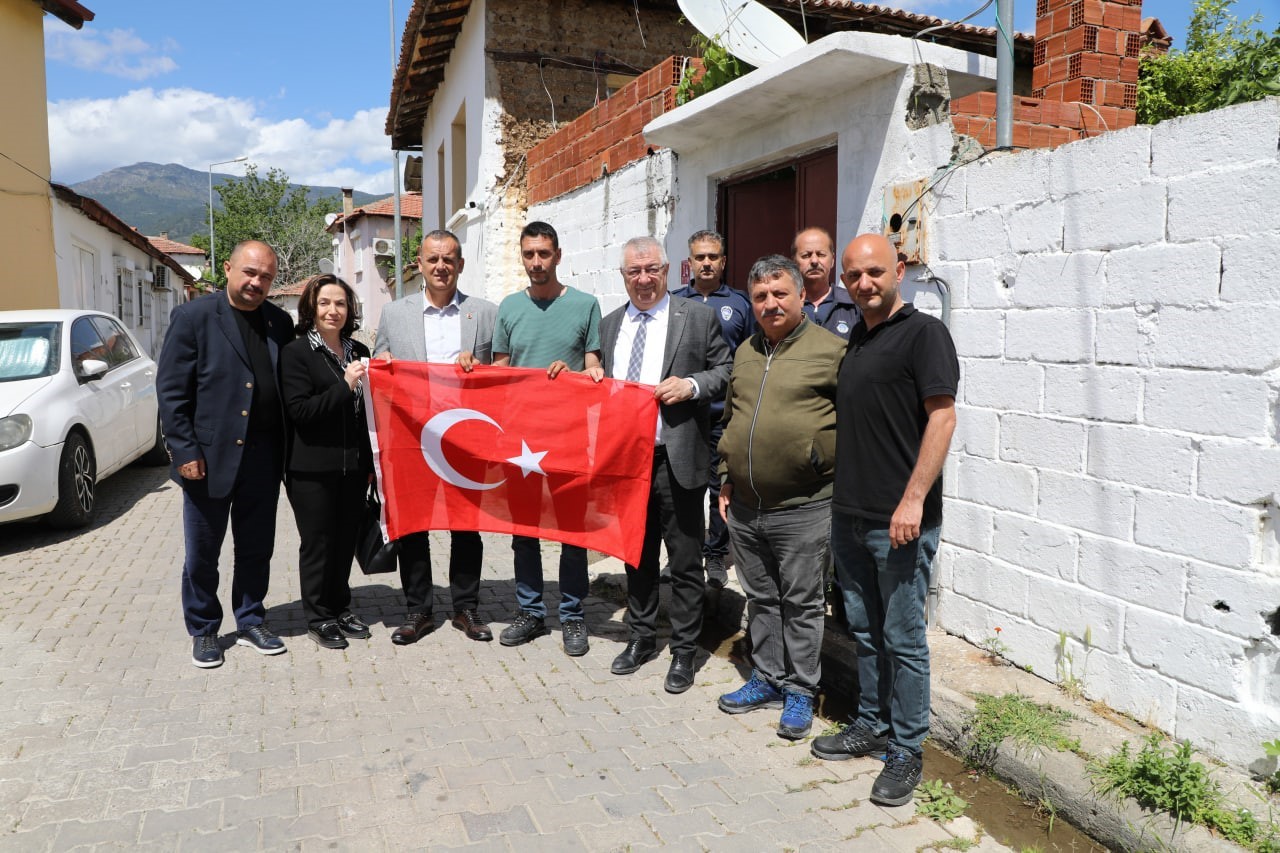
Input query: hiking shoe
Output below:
<box><xmin>705</xmin><ymin>555</ymin><xmax>728</xmax><ymax>590</ymax></box>
<box><xmin>562</xmin><ymin>620</ymin><xmax>589</xmax><ymax>657</ymax></box>
<box><xmin>870</xmin><ymin>746</ymin><xmax>923</xmax><ymax>806</ymax></box>
<box><xmin>236</xmin><ymin>624</ymin><xmax>286</xmax><ymax>655</ymax></box>
<box><xmin>499</xmin><ymin>612</ymin><xmax>548</xmax><ymax>647</ymax></box>
<box><xmin>777</xmin><ymin>692</ymin><xmax>813</xmax><ymax>740</ymax></box>
<box><xmin>717</xmin><ymin>672</ymin><xmax>784</xmax><ymax>714</ymax></box>
<box><xmin>811</xmin><ymin>721</ymin><xmax>890</xmax><ymax>761</ymax></box>
<box><xmin>192</xmin><ymin>635</ymin><xmax>223</xmax><ymax>669</ymax></box>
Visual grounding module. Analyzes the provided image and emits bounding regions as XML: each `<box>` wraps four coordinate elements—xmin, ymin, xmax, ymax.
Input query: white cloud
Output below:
<box><xmin>48</xmin><ymin>89</ymin><xmax>395</xmax><ymax>194</ymax></box>
<box><xmin>45</xmin><ymin>28</ymin><xmax>179</xmax><ymax>81</ymax></box>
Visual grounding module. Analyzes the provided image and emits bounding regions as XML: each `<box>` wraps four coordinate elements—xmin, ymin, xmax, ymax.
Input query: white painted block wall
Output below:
<box><xmin>527</xmin><ymin>150</ymin><xmax>676</xmax><ymax>314</ymax></box>
<box><xmin>933</xmin><ymin>97</ymin><xmax>1280</xmax><ymax>772</ymax></box>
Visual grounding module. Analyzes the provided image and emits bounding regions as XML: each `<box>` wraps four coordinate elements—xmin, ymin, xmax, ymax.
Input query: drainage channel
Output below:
<box><xmin>705</xmin><ymin>627</ymin><xmax>1108</xmax><ymax>853</ymax></box>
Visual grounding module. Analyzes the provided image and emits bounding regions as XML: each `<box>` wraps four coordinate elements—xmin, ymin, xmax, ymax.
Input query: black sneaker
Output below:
<box><xmin>705</xmin><ymin>555</ymin><xmax>728</xmax><ymax>590</ymax></box>
<box><xmin>499</xmin><ymin>612</ymin><xmax>548</xmax><ymax>647</ymax></box>
<box><xmin>562</xmin><ymin>620</ymin><xmax>589</xmax><ymax>657</ymax></box>
<box><xmin>309</xmin><ymin>622</ymin><xmax>349</xmax><ymax>649</ymax></box>
<box><xmin>336</xmin><ymin>613</ymin><xmax>371</xmax><ymax>639</ymax></box>
<box><xmin>870</xmin><ymin>746</ymin><xmax>923</xmax><ymax>806</ymax></box>
<box><xmin>811</xmin><ymin>721</ymin><xmax>890</xmax><ymax>761</ymax></box>
<box><xmin>236</xmin><ymin>624</ymin><xmax>287</xmax><ymax>656</ymax></box>
<box><xmin>192</xmin><ymin>635</ymin><xmax>223</xmax><ymax>669</ymax></box>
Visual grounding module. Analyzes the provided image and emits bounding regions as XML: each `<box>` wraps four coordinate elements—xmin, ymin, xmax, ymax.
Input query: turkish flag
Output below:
<box><xmin>364</xmin><ymin>361</ymin><xmax>657</xmax><ymax>565</ymax></box>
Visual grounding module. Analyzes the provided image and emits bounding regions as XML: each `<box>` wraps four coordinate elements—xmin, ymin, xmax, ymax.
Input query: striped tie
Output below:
<box><xmin>626</xmin><ymin>312</ymin><xmax>650</xmax><ymax>382</ymax></box>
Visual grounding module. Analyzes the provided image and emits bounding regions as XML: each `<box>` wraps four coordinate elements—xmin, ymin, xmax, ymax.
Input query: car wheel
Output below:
<box><xmin>47</xmin><ymin>432</ymin><xmax>96</xmax><ymax>528</ymax></box>
<box><xmin>139</xmin><ymin>416</ymin><xmax>170</xmax><ymax>466</ymax></box>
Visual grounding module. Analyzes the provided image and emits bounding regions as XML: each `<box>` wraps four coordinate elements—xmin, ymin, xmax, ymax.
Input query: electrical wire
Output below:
<box><xmin>633</xmin><ymin>0</ymin><xmax>647</xmax><ymax>49</ymax></box>
<box><xmin>1</xmin><ymin>150</ymin><xmax>52</xmax><ymax>185</ymax></box>
<box><xmin>538</xmin><ymin>59</ymin><xmax>557</xmax><ymax>125</ymax></box>
<box><xmin>798</xmin><ymin>0</ymin><xmax>809</xmax><ymax>42</ymax></box>
<box><xmin>912</xmin><ymin>0</ymin><xmax>995</xmax><ymax>43</ymax></box>
<box><xmin>1076</xmin><ymin>102</ymin><xmax>1111</xmax><ymax>135</ymax></box>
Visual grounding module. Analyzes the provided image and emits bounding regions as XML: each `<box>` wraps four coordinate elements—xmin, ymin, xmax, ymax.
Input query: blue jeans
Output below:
<box><xmin>511</xmin><ymin>536</ymin><xmax>587</xmax><ymax>621</ymax></box>
<box><xmin>832</xmin><ymin>510</ymin><xmax>939</xmax><ymax>755</ymax></box>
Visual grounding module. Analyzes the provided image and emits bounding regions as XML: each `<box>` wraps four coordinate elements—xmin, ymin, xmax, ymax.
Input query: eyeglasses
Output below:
<box><xmin>623</xmin><ymin>265</ymin><xmax>666</xmax><ymax>279</ymax></box>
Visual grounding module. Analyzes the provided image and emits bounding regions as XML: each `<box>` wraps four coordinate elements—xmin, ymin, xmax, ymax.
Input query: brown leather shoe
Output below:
<box><xmin>450</xmin><ymin>609</ymin><xmax>493</xmax><ymax>641</ymax></box>
<box><xmin>391</xmin><ymin>613</ymin><xmax>434</xmax><ymax>645</ymax></box>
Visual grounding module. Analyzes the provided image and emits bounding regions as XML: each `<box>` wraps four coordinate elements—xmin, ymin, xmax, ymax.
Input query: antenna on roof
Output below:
<box><xmin>677</xmin><ymin>0</ymin><xmax>807</xmax><ymax>68</ymax></box>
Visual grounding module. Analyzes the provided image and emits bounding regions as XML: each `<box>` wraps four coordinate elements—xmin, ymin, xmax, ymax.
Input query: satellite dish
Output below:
<box><xmin>678</xmin><ymin>0</ymin><xmax>807</xmax><ymax>68</ymax></box>
<box><xmin>323</xmin><ymin>212</ymin><xmax>340</xmax><ymax>227</ymax></box>
<box><xmin>318</xmin><ymin>259</ymin><xmax>335</xmax><ymax>274</ymax></box>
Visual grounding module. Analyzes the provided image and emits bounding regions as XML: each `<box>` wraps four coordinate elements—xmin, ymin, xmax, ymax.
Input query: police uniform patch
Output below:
<box><xmin>836</xmin><ymin>321</ymin><xmax>850</xmax><ymax>334</ymax></box>
<box><xmin>720</xmin><ymin>305</ymin><xmax>733</xmax><ymax>321</ymax></box>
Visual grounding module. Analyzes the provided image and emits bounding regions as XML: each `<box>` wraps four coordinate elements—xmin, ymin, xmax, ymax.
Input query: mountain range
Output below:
<box><xmin>67</xmin><ymin>162</ymin><xmax>382</xmax><ymax>245</ymax></box>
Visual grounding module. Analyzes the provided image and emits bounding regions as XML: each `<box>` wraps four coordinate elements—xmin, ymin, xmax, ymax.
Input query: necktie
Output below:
<box><xmin>626</xmin><ymin>312</ymin><xmax>650</xmax><ymax>382</ymax></box>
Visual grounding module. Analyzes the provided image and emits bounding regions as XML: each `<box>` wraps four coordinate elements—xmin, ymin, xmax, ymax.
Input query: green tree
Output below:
<box><xmin>1138</xmin><ymin>0</ymin><xmax>1280</xmax><ymax>124</ymax></box>
<box><xmin>190</xmin><ymin>164</ymin><xmax>338</xmax><ymax>287</ymax></box>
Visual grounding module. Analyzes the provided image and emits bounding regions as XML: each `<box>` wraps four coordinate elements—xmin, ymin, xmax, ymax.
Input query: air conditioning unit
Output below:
<box><xmin>371</xmin><ymin>238</ymin><xmax>396</xmax><ymax>256</ymax></box>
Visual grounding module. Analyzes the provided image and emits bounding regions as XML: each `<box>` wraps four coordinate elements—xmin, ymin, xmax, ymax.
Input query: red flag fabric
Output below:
<box><xmin>364</xmin><ymin>361</ymin><xmax>657</xmax><ymax>566</ymax></box>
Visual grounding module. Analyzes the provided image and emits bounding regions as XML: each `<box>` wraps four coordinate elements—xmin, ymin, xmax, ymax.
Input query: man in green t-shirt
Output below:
<box><xmin>469</xmin><ymin>221</ymin><xmax>603</xmax><ymax>656</ymax></box>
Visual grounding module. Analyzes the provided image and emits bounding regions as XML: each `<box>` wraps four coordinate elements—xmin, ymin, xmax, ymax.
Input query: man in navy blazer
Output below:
<box><xmin>158</xmin><ymin>240</ymin><xmax>295</xmax><ymax>669</ymax></box>
<box><xmin>598</xmin><ymin>236</ymin><xmax>731</xmax><ymax>693</ymax></box>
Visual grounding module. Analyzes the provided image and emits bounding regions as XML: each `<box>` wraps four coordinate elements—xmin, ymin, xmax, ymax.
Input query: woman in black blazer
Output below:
<box><xmin>280</xmin><ymin>274</ymin><xmax>373</xmax><ymax>649</ymax></box>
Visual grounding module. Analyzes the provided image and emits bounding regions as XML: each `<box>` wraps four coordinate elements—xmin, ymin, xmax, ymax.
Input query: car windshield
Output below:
<box><xmin>0</xmin><ymin>322</ymin><xmax>61</xmax><ymax>382</ymax></box>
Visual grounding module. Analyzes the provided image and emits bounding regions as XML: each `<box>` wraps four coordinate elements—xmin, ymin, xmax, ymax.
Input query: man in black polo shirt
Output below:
<box><xmin>811</xmin><ymin>234</ymin><xmax>958</xmax><ymax>807</ymax></box>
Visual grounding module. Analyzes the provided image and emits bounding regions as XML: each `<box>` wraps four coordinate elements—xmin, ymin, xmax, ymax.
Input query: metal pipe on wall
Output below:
<box><xmin>996</xmin><ymin>0</ymin><xmax>1014</xmax><ymax>149</ymax></box>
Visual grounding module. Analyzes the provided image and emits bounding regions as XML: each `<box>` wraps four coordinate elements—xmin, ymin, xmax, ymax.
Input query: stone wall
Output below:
<box><xmin>931</xmin><ymin>96</ymin><xmax>1280</xmax><ymax>771</ymax></box>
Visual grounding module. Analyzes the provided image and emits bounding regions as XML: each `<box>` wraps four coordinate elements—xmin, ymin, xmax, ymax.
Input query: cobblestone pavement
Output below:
<box><xmin>0</xmin><ymin>466</ymin><xmax>1010</xmax><ymax>852</ymax></box>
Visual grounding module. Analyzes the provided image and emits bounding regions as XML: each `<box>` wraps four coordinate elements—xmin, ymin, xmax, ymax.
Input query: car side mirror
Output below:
<box><xmin>79</xmin><ymin>358</ymin><xmax>110</xmax><ymax>380</ymax></box>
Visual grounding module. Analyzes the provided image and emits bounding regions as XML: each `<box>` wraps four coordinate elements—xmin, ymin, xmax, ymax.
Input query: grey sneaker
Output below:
<box><xmin>562</xmin><ymin>620</ymin><xmax>589</xmax><ymax>657</ymax></box>
<box><xmin>870</xmin><ymin>746</ymin><xmax>923</xmax><ymax>806</ymax></box>
<box><xmin>705</xmin><ymin>555</ymin><xmax>728</xmax><ymax>590</ymax></box>
<box><xmin>811</xmin><ymin>721</ymin><xmax>890</xmax><ymax>761</ymax></box>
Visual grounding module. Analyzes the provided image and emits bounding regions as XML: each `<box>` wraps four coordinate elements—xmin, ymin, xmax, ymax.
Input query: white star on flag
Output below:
<box><xmin>506</xmin><ymin>441</ymin><xmax>548</xmax><ymax>478</ymax></box>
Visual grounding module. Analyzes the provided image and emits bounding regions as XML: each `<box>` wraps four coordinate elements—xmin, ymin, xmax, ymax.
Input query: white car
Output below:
<box><xmin>0</xmin><ymin>309</ymin><xmax>168</xmax><ymax>527</ymax></box>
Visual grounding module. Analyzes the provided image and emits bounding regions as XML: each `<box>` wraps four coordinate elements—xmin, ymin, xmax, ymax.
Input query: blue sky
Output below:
<box><xmin>44</xmin><ymin>0</ymin><xmax>1278</xmax><ymax>192</ymax></box>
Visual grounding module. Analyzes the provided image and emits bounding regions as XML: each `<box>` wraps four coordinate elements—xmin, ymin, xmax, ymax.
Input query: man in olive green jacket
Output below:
<box><xmin>715</xmin><ymin>254</ymin><xmax>844</xmax><ymax>741</ymax></box>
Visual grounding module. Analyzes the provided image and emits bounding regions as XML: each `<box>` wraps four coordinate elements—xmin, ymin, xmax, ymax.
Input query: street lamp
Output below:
<box><xmin>207</xmin><ymin>156</ymin><xmax>248</xmax><ymax>280</ymax></box>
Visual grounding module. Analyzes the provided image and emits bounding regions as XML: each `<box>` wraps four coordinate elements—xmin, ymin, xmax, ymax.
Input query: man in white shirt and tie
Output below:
<box><xmin>596</xmin><ymin>236</ymin><xmax>732</xmax><ymax>692</ymax></box>
<box><xmin>373</xmin><ymin>230</ymin><xmax>499</xmax><ymax>645</ymax></box>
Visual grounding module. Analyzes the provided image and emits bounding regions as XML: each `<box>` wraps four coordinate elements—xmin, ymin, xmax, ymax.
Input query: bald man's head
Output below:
<box><xmin>840</xmin><ymin>234</ymin><xmax>905</xmax><ymax>325</ymax></box>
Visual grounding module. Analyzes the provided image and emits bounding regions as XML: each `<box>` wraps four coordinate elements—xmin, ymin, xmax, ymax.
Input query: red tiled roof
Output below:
<box><xmin>327</xmin><ymin>192</ymin><xmax>423</xmax><ymax>231</ymax></box>
<box><xmin>49</xmin><ymin>184</ymin><xmax>195</xmax><ymax>284</ymax></box>
<box><xmin>147</xmin><ymin>236</ymin><xmax>205</xmax><ymax>256</ymax></box>
<box><xmin>771</xmin><ymin>0</ymin><xmax>1032</xmax><ymax>44</ymax></box>
<box><xmin>268</xmin><ymin>279</ymin><xmax>311</xmax><ymax>297</ymax></box>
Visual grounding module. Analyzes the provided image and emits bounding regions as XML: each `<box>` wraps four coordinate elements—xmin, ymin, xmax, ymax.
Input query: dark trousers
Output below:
<box><xmin>625</xmin><ymin>448</ymin><xmax>707</xmax><ymax>655</ymax></box>
<box><xmin>397</xmin><ymin>530</ymin><xmax>483</xmax><ymax>615</ymax></box>
<box><xmin>286</xmin><ymin>470</ymin><xmax>365</xmax><ymax>628</ymax></box>
<box><xmin>727</xmin><ymin>498</ymin><xmax>830</xmax><ymax>697</ymax></box>
<box><xmin>703</xmin><ymin>420</ymin><xmax>729</xmax><ymax>559</ymax></box>
<box><xmin>180</xmin><ymin>437</ymin><xmax>281</xmax><ymax>636</ymax></box>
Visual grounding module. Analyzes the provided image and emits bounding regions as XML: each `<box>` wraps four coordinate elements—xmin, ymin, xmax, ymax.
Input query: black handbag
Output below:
<box><xmin>356</xmin><ymin>485</ymin><xmax>399</xmax><ymax>575</ymax></box>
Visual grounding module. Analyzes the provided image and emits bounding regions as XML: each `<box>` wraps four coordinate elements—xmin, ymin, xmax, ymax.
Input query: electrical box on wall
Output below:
<box><xmin>883</xmin><ymin>179</ymin><xmax>929</xmax><ymax>265</ymax></box>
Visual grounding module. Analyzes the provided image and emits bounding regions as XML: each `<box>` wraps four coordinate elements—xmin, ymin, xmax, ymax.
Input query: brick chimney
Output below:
<box><xmin>1033</xmin><ymin>0</ymin><xmax>1142</xmax><ymax>116</ymax></box>
<box><xmin>341</xmin><ymin>187</ymin><xmax>354</xmax><ymax>218</ymax></box>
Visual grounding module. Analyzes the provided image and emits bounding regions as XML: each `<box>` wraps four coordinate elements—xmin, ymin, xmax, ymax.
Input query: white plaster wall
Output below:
<box><xmin>932</xmin><ymin>96</ymin><xmax>1280</xmax><ymax>773</ymax></box>
<box><xmin>662</xmin><ymin>67</ymin><xmax>954</xmax><ymax>277</ymax></box>
<box><xmin>528</xmin><ymin>150</ymin><xmax>676</xmax><ymax>315</ymax></box>
<box><xmin>413</xmin><ymin>0</ymin><xmax>515</xmax><ymax>304</ymax></box>
<box><xmin>51</xmin><ymin>200</ymin><xmax>172</xmax><ymax>356</ymax></box>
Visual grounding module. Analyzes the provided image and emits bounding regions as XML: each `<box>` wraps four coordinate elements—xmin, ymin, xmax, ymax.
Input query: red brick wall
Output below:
<box><xmin>526</xmin><ymin>57</ymin><xmax>695</xmax><ymax>206</ymax></box>
<box><xmin>952</xmin><ymin>0</ymin><xmax>1142</xmax><ymax>150</ymax></box>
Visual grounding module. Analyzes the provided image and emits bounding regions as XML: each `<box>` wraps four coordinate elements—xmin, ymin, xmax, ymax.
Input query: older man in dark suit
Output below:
<box><xmin>158</xmin><ymin>240</ymin><xmax>294</xmax><ymax>669</ymax></box>
<box><xmin>598</xmin><ymin>235</ymin><xmax>731</xmax><ymax>693</ymax></box>
<box><xmin>373</xmin><ymin>229</ymin><xmax>499</xmax><ymax>645</ymax></box>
